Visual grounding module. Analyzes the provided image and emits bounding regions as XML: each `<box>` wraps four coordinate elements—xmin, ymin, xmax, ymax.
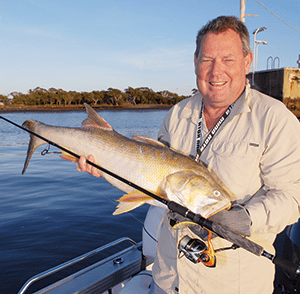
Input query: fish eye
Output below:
<box><xmin>213</xmin><ymin>190</ymin><xmax>221</xmax><ymax>197</ymax></box>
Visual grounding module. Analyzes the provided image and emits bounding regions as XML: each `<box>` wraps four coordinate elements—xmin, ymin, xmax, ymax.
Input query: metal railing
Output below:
<box><xmin>18</xmin><ymin>237</ymin><xmax>137</xmax><ymax>294</ymax></box>
<box><xmin>267</xmin><ymin>56</ymin><xmax>280</xmax><ymax>70</ymax></box>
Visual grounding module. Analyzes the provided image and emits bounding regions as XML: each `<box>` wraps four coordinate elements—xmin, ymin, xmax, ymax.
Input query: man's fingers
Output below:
<box><xmin>77</xmin><ymin>155</ymin><xmax>102</xmax><ymax>178</ymax></box>
<box><xmin>87</xmin><ymin>155</ymin><xmax>102</xmax><ymax>177</ymax></box>
<box><xmin>77</xmin><ymin>156</ymin><xmax>87</xmax><ymax>172</ymax></box>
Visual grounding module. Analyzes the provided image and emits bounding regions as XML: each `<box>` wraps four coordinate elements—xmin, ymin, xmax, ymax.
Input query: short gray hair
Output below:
<box><xmin>195</xmin><ymin>16</ymin><xmax>250</xmax><ymax>58</ymax></box>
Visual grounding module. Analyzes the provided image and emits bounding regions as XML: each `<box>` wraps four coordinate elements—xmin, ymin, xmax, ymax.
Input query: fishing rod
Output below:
<box><xmin>0</xmin><ymin>115</ymin><xmax>169</xmax><ymax>204</ymax></box>
<box><xmin>1</xmin><ymin>114</ymin><xmax>299</xmax><ymax>275</ymax></box>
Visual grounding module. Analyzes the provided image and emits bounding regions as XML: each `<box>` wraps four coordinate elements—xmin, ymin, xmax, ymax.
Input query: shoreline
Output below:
<box><xmin>1</xmin><ymin>104</ymin><xmax>299</xmax><ymax>118</ymax></box>
<box><xmin>0</xmin><ymin>104</ymin><xmax>172</xmax><ymax>113</ymax></box>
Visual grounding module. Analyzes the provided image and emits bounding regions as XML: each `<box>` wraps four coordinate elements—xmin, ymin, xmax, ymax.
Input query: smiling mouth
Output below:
<box><xmin>209</xmin><ymin>81</ymin><xmax>227</xmax><ymax>86</ymax></box>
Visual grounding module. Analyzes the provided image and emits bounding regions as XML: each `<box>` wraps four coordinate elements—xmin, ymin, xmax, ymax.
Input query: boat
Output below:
<box><xmin>18</xmin><ymin>202</ymin><xmax>300</xmax><ymax>294</ymax></box>
<box><xmin>273</xmin><ymin>221</ymin><xmax>300</xmax><ymax>293</ymax></box>
<box><xmin>18</xmin><ymin>206</ymin><xmax>166</xmax><ymax>294</ymax></box>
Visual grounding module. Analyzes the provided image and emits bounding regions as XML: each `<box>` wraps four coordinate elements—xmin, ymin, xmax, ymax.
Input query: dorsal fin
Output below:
<box><xmin>132</xmin><ymin>135</ymin><xmax>192</xmax><ymax>157</ymax></box>
<box><xmin>82</xmin><ymin>103</ymin><xmax>113</xmax><ymax>131</ymax></box>
<box><xmin>132</xmin><ymin>135</ymin><xmax>167</xmax><ymax>147</ymax></box>
<box><xmin>170</xmin><ymin>146</ymin><xmax>191</xmax><ymax>157</ymax></box>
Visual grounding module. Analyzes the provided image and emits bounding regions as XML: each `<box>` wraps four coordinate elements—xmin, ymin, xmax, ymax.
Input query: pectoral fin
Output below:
<box><xmin>113</xmin><ymin>190</ymin><xmax>154</xmax><ymax>215</ymax></box>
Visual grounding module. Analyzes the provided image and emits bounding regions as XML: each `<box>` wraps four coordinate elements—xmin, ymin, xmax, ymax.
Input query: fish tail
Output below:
<box><xmin>22</xmin><ymin>120</ymin><xmax>48</xmax><ymax>174</ymax></box>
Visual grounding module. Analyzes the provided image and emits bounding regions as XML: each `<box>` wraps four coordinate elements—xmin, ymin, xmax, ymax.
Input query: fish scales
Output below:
<box><xmin>21</xmin><ymin>103</ymin><xmax>234</xmax><ymax>217</ymax></box>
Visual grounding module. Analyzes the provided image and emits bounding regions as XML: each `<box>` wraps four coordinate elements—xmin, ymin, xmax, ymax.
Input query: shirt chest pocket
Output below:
<box><xmin>208</xmin><ymin>141</ymin><xmax>262</xmax><ymax>195</ymax></box>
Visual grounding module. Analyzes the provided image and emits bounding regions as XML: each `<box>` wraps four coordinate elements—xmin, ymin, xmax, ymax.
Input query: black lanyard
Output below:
<box><xmin>194</xmin><ymin>100</ymin><xmax>235</xmax><ymax>163</ymax></box>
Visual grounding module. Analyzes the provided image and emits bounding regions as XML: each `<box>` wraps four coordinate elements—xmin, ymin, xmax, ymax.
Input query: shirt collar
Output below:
<box><xmin>231</xmin><ymin>82</ymin><xmax>251</xmax><ymax>117</ymax></box>
<box><xmin>179</xmin><ymin>91</ymin><xmax>203</xmax><ymax>124</ymax></box>
<box><xmin>179</xmin><ymin>82</ymin><xmax>252</xmax><ymax>124</ymax></box>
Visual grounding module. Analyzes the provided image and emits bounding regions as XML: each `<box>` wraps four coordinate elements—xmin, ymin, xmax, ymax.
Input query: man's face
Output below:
<box><xmin>194</xmin><ymin>29</ymin><xmax>253</xmax><ymax>108</ymax></box>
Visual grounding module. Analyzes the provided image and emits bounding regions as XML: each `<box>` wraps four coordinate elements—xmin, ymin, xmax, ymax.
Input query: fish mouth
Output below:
<box><xmin>209</xmin><ymin>81</ymin><xmax>227</xmax><ymax>86</ymax></box>
<box><xmin>199</xmin><ymin>199</ymin><xmax>231</xmax><ymax>219</ymax></box>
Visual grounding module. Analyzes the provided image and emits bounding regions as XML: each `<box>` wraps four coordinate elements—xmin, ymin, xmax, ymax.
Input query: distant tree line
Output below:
<box><xmin>2</xmin><ymin>87</ymin><xmax>192</xmax><ymax>107</ymax></box>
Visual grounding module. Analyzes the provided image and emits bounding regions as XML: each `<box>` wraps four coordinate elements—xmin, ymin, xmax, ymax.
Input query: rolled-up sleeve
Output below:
<box><xmin>158</xmin><ymin>111</ymin><xmax>171</xmax><ymax>147</ymax></box>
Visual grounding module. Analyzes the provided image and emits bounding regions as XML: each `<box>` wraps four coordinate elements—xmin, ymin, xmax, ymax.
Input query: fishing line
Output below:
<box><xmin>1</xmin><ymin>114</ymin><xmax>299</xmax><ymax>275</ymax></box>
<box><xmin>88</xmin><ymin>182</ymin><xmax>145</xmax><ymax>227</ymax></box>
<box><xmin>41</xmin><ymin>144</ymin><xmax>51</xmax><ymax>155</ymax></box>
<box><xmin>0</xmin><ymin>114</ymin><xmax>146</xmax><ymax>227</ymax></box>
<box><xmin>3</xmin><ymin>115</ymin><xmax>168</xmax><ymax>204</ymax></box>
<box><xmin>39</xmin><ymin>143</ymin><xmax>146</xmax><ymax>226</ymax></box>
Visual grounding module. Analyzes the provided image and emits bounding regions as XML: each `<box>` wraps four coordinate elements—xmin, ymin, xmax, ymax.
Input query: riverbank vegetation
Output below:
<box><xmin>0</xmin><ymin>87</ymin><xmax>192</xmax><ymax>109</ymax></box>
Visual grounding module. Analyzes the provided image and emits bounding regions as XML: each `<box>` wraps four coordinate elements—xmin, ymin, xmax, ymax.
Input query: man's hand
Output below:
<box><xmin>76</xmin><ymin>155</ymin><xmax>103</xmax><ymax>178</ymax></box>
<box><xmin>208</xmin><ymin>204</ymin><xmax>252</xmax><ymax>237</ymax></box>
<box><xmin>169</xmin><ymin>204</ymin><xmax>251</xmax><ymax>240</ymax></box>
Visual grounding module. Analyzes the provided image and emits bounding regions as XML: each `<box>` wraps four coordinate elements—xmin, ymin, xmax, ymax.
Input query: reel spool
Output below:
<box><xmin>178</xmin><ymin>231</ymin><xmax>216</xmax><ymax>267</ymax></box>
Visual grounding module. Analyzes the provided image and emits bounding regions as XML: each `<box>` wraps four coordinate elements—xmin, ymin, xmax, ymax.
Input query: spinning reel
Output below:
<box><xmin>178</xmin><ymin>230</ymin><xmax>216</xmax><ymax>267</ymax></box>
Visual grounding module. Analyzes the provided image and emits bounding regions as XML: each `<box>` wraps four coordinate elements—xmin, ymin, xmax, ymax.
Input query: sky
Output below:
<box><xmin>0</xmin><ymin>0</ymin><xmax>299</xmax><ymax>96</ymax></box>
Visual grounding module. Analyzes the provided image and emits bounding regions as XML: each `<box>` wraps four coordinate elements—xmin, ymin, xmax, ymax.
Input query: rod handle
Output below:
<box><xmin>167</xmin><ymin>201</ymin><xmax>264</xmax><ymax>256</ymax></box>
<box><xmin>265</xmin><ymin>252</ymin><xmax>300</xmax><ymax>276</ymax></box>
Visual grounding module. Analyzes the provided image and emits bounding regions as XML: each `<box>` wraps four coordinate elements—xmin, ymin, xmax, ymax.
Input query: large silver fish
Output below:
<box><xmin>22</xmin><ymin>104</ymin><xmax>234</xmax><ymax>217</ymax></box>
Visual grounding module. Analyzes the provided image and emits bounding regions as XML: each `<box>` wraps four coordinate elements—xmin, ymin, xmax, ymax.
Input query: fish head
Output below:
<box><xmin>162</xmin><ymin>170</ymin><xmax>231</xmax><ymax>218</ymax></box>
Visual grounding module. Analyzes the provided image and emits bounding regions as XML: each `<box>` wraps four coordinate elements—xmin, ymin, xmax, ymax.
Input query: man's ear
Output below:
<box><xmin>194</xmin><ymin>54</ymin><xmax>198</xmax><ymax>67</ymax></box>
<box><xmin>245</xmin><ymin>51</ymin><xmax>254</xmax><ymax>74</ymax></box>
<box><xmin>194</xmin><ymin>54</ymin><xmax>198</xmax><ymax>75</ymax></box>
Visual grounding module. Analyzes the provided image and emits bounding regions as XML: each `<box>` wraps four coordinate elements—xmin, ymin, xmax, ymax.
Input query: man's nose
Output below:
<box><xmin>211</xmin><ymin>59</ymin><xmax>224</xmax><ymax>76</ymax></box>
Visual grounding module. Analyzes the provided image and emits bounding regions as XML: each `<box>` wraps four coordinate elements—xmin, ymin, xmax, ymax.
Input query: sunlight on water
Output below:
<box><xmin>0</xmin><ymin>108</ymin><xmax>168</xmax><ymax>293</ymax></box>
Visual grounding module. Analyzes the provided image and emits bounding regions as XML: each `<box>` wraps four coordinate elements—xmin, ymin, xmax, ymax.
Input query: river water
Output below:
<box><xmin>0</xmin><ymin>108</ymin><xmax>169</xmax><ymax>293</ymax></box>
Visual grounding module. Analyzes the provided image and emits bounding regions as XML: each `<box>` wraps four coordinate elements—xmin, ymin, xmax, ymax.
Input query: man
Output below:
<box><xmin>78</xmin><ymin>16</ymin><xmax>300</xmax><ymax>293</ymax></box>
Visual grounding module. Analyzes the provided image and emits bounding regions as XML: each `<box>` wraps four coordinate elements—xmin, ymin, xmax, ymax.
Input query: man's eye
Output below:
<box><xmin>201</xmin><ymin>59</ymin><xmax>213</xmax><ymax>64</ymax></box>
